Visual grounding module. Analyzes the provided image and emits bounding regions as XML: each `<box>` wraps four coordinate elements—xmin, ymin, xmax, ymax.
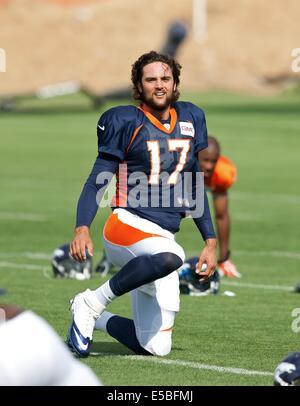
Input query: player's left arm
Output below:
<box><xmin>193</xmin><ymin>183</ymin><xmax>217</xmax><ymax>281</ymax></box>
<box><xmin>189</xmin><ymin>168</ymin><xmax>217</xmax><ymax>282</ymax></box>
<box><xmin>187</xmin><ymin>104</ymin><xmax>217</xmax><ymax>281</ymax></box>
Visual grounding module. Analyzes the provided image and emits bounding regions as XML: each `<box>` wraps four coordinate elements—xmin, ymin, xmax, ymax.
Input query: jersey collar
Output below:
<box><xmin>139</xmin><ymin>104</ymin><xmax>177</xmax><ymax>134</ymax></box>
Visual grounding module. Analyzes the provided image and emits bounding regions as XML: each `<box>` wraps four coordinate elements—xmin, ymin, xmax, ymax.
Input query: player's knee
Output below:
<box><xmin>164</xmin><ymin>252</ymin><xmax>183</xmax><ymax>270</ymax></box>
<box><xmin>143</xmin><ymin>332</ymin><xmax>172</xmax><ymax>357</ymax></box>
<box><xmin>153</xmin><ymin>252</ymin><xmax>183</xmax><ymax>276</ymax></box>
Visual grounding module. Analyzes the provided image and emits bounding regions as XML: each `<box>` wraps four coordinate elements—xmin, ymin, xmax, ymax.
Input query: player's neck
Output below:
<box><xmin>142</xmin><ymin>104</ymin><xmax>170</xmax><ymax>122</ymax></box>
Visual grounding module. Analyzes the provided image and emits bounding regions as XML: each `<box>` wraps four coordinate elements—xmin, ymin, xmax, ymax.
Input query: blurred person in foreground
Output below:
<box><xmin>67</xmin><ymin>50</ymin><xmax>217</xmax><ymax>358</ymax></box>
<box><xmin>199</xmin><ymin>135</ymin><xmax>240</xmax><ymax>278</ymax></box>
<box><xmin>0</xmin><ymin>303</ymin><xmax>101</xmax><ymax>386</ymax></box>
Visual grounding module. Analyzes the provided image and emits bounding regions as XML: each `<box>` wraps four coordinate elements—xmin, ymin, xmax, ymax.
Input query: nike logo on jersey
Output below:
<box><xmin>179</xmin><ymin>121</ymin><xmax>195</xmax><ymax>137</ymax></box>
<box><xmin>98</xmin><ymin>124</ymin><xmax>105</xmax><ymax>131</ymax></box>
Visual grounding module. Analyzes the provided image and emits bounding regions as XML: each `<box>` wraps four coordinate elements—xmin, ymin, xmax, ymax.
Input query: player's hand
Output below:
<box><xmin>196</xmin><ymin>238</ymin><xmax>217</xmax><ymax>282</ymax></box>
<box><xmin>218</xmin><ymin>258</ymin><xmax>241</xmax><ymax>278</ymax></box>
<box><xmin>70</xmin><ymin>226</ymin><xmax>93</xmax><ymax>262</ymax></box>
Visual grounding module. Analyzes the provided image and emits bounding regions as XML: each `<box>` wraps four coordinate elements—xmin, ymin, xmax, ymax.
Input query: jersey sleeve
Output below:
<box><xmin>211</xmin><ymin>155</ymin><xmax>237</xmax><ymax>194</ymax></box>
<box><xmin>97</xmin><ymin>106</ymin><xmax>138</xmax><ymax>161</ymax></box>
<box><xmin>188</xmin><ymin>103</ymin><xmax>208</xmax><ymax>154</ymax></box>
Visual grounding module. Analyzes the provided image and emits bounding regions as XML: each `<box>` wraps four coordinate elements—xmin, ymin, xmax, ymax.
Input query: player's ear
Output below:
<box><xmin>173</xmin><ymin>83</ymin><xmax>177</xmax><ymax>92</ymax></box>
<box><xmin>137</xmin><ymin>82</ymin><xmax>142</xmax><ymax>94</ymax></box>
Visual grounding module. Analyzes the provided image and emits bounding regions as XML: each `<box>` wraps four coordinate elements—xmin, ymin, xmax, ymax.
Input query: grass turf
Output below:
<box><xmin>0</xmin><ymin>91</ymin><xmax>300</xmax><ymax>385</ymax></box>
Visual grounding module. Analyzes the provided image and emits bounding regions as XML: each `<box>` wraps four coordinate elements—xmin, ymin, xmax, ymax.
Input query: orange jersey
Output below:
<box><xmin>205</xmin><ymin>155</ymin><xmax>237</xmax><ymax>194</ymax></box>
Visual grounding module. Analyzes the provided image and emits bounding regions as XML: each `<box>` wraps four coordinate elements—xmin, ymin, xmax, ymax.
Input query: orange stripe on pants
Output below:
<box><xmin>103</xmin><ymin>213</ymin><xmax>162</xmax><ymax>246</ymax></box>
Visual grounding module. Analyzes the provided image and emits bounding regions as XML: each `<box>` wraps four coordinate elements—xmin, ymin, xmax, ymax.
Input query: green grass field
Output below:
<box><xmin>0</xmin><ymin>91</ymin><xmax>300</xmax><ymax>386</ymax></box>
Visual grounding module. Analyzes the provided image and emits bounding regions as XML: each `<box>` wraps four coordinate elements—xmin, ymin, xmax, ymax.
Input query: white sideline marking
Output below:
<box><xmin>235</xmin><ymin>250</ymin><xmax>300</xmax><ymax>260</ymax></box>
<box><xmin>90</xmin><ymin>353</ymin><xmax>273</xmax><ymax>377</ymax></box>
<box><xmin>0</xmin><ymin>256</ymin><xmax>296</xmax><ymax>292</ymax></box>
<box><xmin>0</xmin><ymin>212</ymin><xmax>46</xmax><ymax>221</ymax></box>
<box><xmin>185</xmin><ymin>249</ymin><xmax>300</xmax><ymax>261</ymax></box>
<box><xmin>23</xmin><ymin>252</ymin><xmax>51</xmax><ymax>260</ymax></box>
<box><xmin>0</xmin><ymin>261</ymin><xmax>45</xmax><ymax>270</ymax></box>
<box><xmin>1</xmin><ymin>249</ymin><xmax>300</xmax><ymax>262</ymax></box>
<box><xmin>0</xmin><ymin>260</ymin><xmax>295</xmax><ymax>292</ymax></box>
<box><xmin>128</xmin><ymin>356</ymin><xmax>274</xmax><ymax>377</ymax></box>
<box><xmin>0</xmin><ymin>252</ymin><xmax>51</xmax><ymax>260</ymax></box>
<box><xmin>0</xmin><ymin>261</ymin><xmax>51</xmax><ymax>278</ymax></box>
<box><xmin>231</xmin><ymin>191</ymin><xmax>300</xmax><ymax>205</ymax></box>
<box><xmin>222</xmin><ymin>280</ymin><xmax>293</xmax><ymax>292</ymax></box>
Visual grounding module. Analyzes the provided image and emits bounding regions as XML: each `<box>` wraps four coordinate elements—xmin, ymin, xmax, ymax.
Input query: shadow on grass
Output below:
<box><xmin>91</xmin><ymin>341</ymin><xmax>134</xmax><ymax>356</ymax></box>
<box><xmin>90</xmin><ymin>341</ymin><xmax>185</xmax><ymax>356</ymax></box>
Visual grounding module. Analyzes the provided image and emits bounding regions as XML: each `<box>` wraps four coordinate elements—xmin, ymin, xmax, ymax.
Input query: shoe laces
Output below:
<box><xmin>82</xmin><ymin>299</ymin><xmax>98</xmax><ymax>336</ymax></box>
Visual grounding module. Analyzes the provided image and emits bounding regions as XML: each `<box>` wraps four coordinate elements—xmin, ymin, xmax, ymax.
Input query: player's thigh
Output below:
<box><xmin>104</xmin><ymin>236</ymin><xmax>185</xmax><ymax>269</ymax></box>
<box><xmin>102</xmin><ymin>209</ymin><xmax>185</xmax><ymax>268</ymax></box>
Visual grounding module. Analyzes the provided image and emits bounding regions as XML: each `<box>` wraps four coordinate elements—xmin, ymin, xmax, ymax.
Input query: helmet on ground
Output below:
<box><xmin>274</xmin><ymin>352</ymin><xmax>300</xmax><ymax>386</ymax></box>
<box><xmin>95</xmin><ymin>251</ymin><xmax>115</xmax><ymax>277</ymax></box>
<box><xmin>51</xmin><ymin>243</ymin><xmax>92</xmax><ymax>280</ymax></box>
<box><xmin>178</xmin><ymin>256</ymin><xmax>220</xmax><ymax>296</ymax></box>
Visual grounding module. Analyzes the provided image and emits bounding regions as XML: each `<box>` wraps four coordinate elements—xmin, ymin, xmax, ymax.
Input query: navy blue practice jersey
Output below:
<box><xmin>97</xmin><ymin>102</ymin><xmax>208</xmax><ymax>233</ymax></box>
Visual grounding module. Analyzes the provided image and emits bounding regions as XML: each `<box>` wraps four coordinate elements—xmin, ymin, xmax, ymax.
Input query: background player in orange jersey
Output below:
<box><xmin>199</xmin><ymin>135</ymin><xmax>241</xmax><ymax>278</ymax></box>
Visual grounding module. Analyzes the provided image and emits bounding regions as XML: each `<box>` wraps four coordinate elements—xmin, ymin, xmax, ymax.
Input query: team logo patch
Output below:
<box><xmin>179</xmin><ymin>121</ymin><xmax>195</xmax><ymax>137</ymax></box>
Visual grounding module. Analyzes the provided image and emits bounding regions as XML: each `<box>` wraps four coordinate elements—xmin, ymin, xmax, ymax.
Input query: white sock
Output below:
<box><xmin>94</xmin><ymin>311</ymin><xmax>115</xmax><ymax>333</ymax></box>
<box><xmin>95</xmin><ymin>281</ymin><xmax>116</xmax><ymax>307</ymax></box>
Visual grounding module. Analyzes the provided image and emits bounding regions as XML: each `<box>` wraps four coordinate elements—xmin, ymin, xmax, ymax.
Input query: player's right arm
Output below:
<box><xmin>70</xmin><ymin>153</ymin><xmax>120</xmax><ymax>262</ymax></box>
<box><xmin>70</xmin><ymin>107</ymin><xmax>138</xmax><ymax>262</ymax></box>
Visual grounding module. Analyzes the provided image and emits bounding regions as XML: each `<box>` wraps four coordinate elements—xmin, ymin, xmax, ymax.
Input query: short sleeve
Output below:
<box><xmin>188</xmin><ymin>104</ymin><xmax>208</xmax><ymax>154</ymax></box>
<box><xmin>211</xmin><ymin>155</ymin><xmax>237</xmax><ymax>193</ymax></box>
<box><xmin>97</xmin><ymin>106</ymin><xmax>138</xmax><ymax>161</ymax></box>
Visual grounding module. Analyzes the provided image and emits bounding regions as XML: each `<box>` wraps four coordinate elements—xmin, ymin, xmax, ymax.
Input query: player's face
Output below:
<box><xmin>139</xmin><ymin>62</ymin><xmax>176</xmax><ymax>112</ymax></box>
<box><xmin>199</xmin><ymin>147</ymin><xmax>220</xmax><ymax>178</ymax></box>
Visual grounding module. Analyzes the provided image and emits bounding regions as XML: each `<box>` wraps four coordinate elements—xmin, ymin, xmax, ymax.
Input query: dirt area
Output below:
<box><xmin>0</xmin><ymin>0</ymin><xmax>299</xmax><ymax>96</ymax></box>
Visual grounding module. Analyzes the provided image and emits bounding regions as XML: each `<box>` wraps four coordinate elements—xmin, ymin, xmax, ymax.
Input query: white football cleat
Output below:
<box><xmin>66</xmin><ymin>289</ymin><xmax>105</xmax><ymax>357</ymax></box>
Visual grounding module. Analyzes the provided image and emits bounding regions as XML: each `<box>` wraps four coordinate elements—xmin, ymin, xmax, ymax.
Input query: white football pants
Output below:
<box><xmin>102</xmin><ymin>208</ymin><xmax>185</xmax><ymax>356</ymax></box>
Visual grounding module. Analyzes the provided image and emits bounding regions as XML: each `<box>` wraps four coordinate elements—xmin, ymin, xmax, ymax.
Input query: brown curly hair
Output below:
<box><xmin>131</xmin><ymin>51</ymin><xmax>182</xmax><ymax>102</ymax></box>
